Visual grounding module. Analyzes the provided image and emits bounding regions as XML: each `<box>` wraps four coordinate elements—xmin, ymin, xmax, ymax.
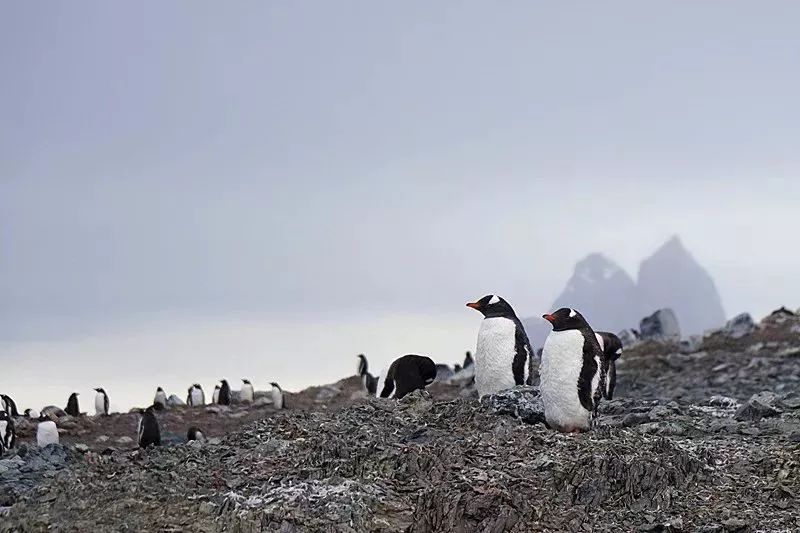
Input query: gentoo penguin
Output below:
<box><xmin>212</xmin><ymin>384</ymin><xmax>220</xmax><ymax>404</ymax></box>
<box><xmin>188</xmin><ymin>384</ymin><xmax>205</xmax><ymax>406</ymax></box>
<box><xmin>41</xmin><ymin>405</ymin><xmax>67</xmax><ymax>419</ymax></box>
<box><xmin>217</xmin><ymin>380</ymin><xmax>231</xmax><ymax>406</ymax></box>
<box><xmin>270</xmin><ymin>382</ymin><xmax>285</xmax><ymax>409</ymax></box>
<box><xmin>65</xmin><ymin>393</ymin><xmax>80</xmax><ymax>417</ymax></box>
<box><xmin>187</xmin><ymin>426</ymin><xmax>206</xmax><ymax>442</ymax></box>
<box><xmin>378</xmin><ymin>354</ymin><xmax>437</xmax><ymax>399</ymax></box>
<box><xmin>454</xmin><ymin>364</ymin><xmax>462</xmax><ymax>373</ymax></box>
<box><xmin>94</xmin><ymin>388</ymin><xmax>110</xmax><ymax>416</ymax></box>
<box><xmin>463</xmin><ymin>351</ymin><xmax>474</xmax><ymax>369</ymax></box>
<box><xmin>466</xmin><ymin>295</ymin><xmax>534</xmax><ymax>398</ymax></box>
<box><xmin>138</xmin><ymin>406</ymin><xmax>161</xmax><ymax>448</ymax></box>
<box><xmin>0</xmin><ymin>410</ymin><xmax>16</xmax><ymax>455</ymax></box>
<box><xmin>595</xmin><ymin>331</ymin><xmax>623</xmax><ymax>400</ymax></box>
<box><xmin>541</xmin><ymin>308</ymin><xmax>606</xmax><ymax>433</ymax></box>
<box><xmin>240</xmin><ymin>379</ymin><xmax>254</xmax><ymax>403</ymax></box>
<box><xmin>1</xmin><ymin>394</ymin><xmax>20</xmax><ymax>417</ymax></box>
<box><xmin>357</xmin><ymin>354</ymin><xmax>379</xmax><ymax>395</ymax></box>
<box><xmin>153</xmin><ymin>387</ymin><xmax>167</xmax><ymax>411</ymax></box>
<box><xmin>24</xmin><ymin>408</ymin><xmax>40</xmax><ymax>419</ymax></box>
<box><xmin>37</xmin><ymin>415</ymin><xmax>59</xmax><ymax>447</ymax></box>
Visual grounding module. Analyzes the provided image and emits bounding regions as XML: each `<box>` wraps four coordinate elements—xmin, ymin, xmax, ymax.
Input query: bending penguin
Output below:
<box><xmin>153</xmin><ymin>387</ymin><xmax>167</xmax><ymax>411</ymax></box>
<box><xmin>138</xmin><ymin>405</ymin><xmax>161</xmax><ymax>448</ymax></box>
<box><xmin>1</xmin><ymin>394</ymin><xmax>20</xmax><ymax>417</ymax></box>
<box><xmin>65</xmin><ymin>393</ymin><xmax>80</xmax><ymax>417</ymax></box>
<box><xmin>466</xmin><ymin>295</ymin><xmax>534</xmax><ymax>397</ymax></box>
<box><xmin>37</xmin><ymin>414</ymin><xmax>59</xmax><ymax>447</ymax></box>
<box><xmin>94</xmin><ymin>388</ymin><xmax>110</xmax><ymax>416</ymax></box>
<box><xmin>0</xmin><ymin>410</ymin><xmax>16</xmax><ymax>456</ymax></box>
<box><xmin>595</xmin><ymin>331</ymin><xmax>623</xmax><ymax>400</ymax></box>
<box><xmin>541</xmin><ymin>308</ymin><xmax>607</xmax><ymax>433</ymax></box>
<box><xmin>240</xmin><ymin>379</ymin><xmax>254</xmax><ymax>403</ymax></box>
<box><xmin>378</xmin><ymin>354</ymin><xmax>437</xmax><ymax>399</ymax></box>
<box><xmin>357</xmin><ymin>354</ymin><xmax>378</xmax><ymax>395</ymax></box>
<box><xmin>270</xmin><ymin>382</ymin><xmax>285</xmax><ymax>409</ymax></box>
<box><xmin>217</xmin><ymin>380</ymin><xmax>231</xmax><ymax>405</ymax></box>
<box><xmin>212</xmin><ymin>384</ymin><xmax>220</xmax><ymax>404</ymax></box>
<box><xmin>187</xmin><ymin>426</ymin><xmax>206</xmax><ymax>442</ymax></box>
<box><xmin>187</xmin><ymin>384</ymin><xmax>205</xmax><ymax>406</ymax></box>
<box><xmin>24</xmin><ymin>408</ymin><xmax>40</xmax><ymax>419</ymax></box>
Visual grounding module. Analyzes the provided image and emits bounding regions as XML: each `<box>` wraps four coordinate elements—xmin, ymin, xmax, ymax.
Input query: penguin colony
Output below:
<box><xmin>0</xmin><ymin>292</ymin><xmax>626</xmax><ymax>457</ymax></box>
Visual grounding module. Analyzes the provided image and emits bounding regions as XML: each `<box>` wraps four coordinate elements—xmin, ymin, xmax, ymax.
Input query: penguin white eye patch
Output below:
<box><xmin>488</xmin><ymin>295</ymin><xmax>500</xmax><ymax>305</ymax></box>
<box><xmin>568</xmin><ymin>309</ymin><xmax>577</xmax><ymax>318</ymax></box>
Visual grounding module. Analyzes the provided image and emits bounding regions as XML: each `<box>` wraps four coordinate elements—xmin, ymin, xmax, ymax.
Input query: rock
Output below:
<box><xmin>73</xmin><ymin>444</ymin><xmax>89</xmax><ymax>453</ymax></box>
<box><xmin>115</xmin><ymin>436</ymin><xmax>133</xmax><ymax>445</ymax></box>
<box><xmin>779</xmin><ymin>392</ymin><xmax>800</xmax><ymax>409</ymax></box>
<box><xmin>314</xmin><ymin>386</ymin><xmax>341</xmax><ymax>402</ymax></box>
<box><xmin>253</xmin><ymin>396</ymin><xmax>273</xmax><ymax>407</ymax></box>
<box><xmin>166</xmin><ymin>395</ymin><xmax>185</xmax><ymax>407</ymax></box>
<box><xmin>205</xmin><ymin>405</ymin><xmax>230</xmax><ymax>415</ymax></box>
<box><xmin>96</xmin><ymin>435</ymin><xmax>109</xmax><ymax>443</ymax></box>
<box><xmin>640</xmin><ymin>309</ymin><xmax>681</xmax><ymax>342</ymax></box>
<box><xmin>723</xmin><ymin>313</ymin><xmax>756</xmax><ymax>339</ymax></box>
<box><xmin>618</xmin><ymin>329</ymin><xmax>641</xmax><ymax>348</ymax></box>
<box><xmin>734</xmin><ymin>392</ymin><xmax>782</xmax><ymax>421</ymax></box>
<box><xmin>679</xmin><ymin>335</ymin><xmax>703</xmax><ymax>353</ymax></box>
<box><xmin>707</xmin><ymin>396</ymin><xmax>739</xmax><ymax>408</ymax></box>
<box><xmin>479</xmin><ymin>386</ymin><xmax>546</xmax><ymax>425</ymax></box>
<box><xmin>721</xmin><ymin>518</ymin><xmax>749</xmax><ymax>532</ymax></box>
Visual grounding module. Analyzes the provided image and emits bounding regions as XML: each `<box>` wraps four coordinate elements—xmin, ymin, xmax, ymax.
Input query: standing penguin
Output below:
<box><xmin>153</xmin><ymin>387</ymin><xmax>167</xmax><ymax>410</ymax></box>
<box><xmin>595</xmin><ymin>331</ymin><xmax>623</xmax><ymax>400</ymax></box>
<box><xmin>0</xmin><ymin>410</ymin><xmax>16</xmax><ymax>455</ymax></box>
<box><xmin>463</xmin><ymin>351</ymin><xmax>474</xmax><ymax>369</ymax></box>
<box><xmin>212</xmin><ymin>384</ymin><xmax>220</xmax><ymax>404</ymax></box>
<box><xmin>541</xmin><ymin>308</ymin><xmax>606</xmax><ymax>433</ymax></box>
<box><xmin>94</xmin><ymin>388</ymin><xmax>110</xmax><ymax>416</ymax></box>
<box><xmin>270</xmin><ymin>382</ymin><xmax>285</xmax><ymax>409</ymax></box>
<box><xmin>356</xmin><ymin>354</ymin><xmax>378</xmax><ymax>395</ymax></box>
<box><xmin>65</xmin><ymin>393</ymin><xmax>80</xmax><ymax>417</ymax></box>
<box><xmin>188</xmin><ymin>384</ymin><xmax>205</xmax><ymax>406</ymax></box>
<box><xmin>466</xmin><ymin>295</ymin><xmax>534</xmax><ymax>398</ymax></box>
<box><xmin>217</xmin><ymin>380</ymin><xmax>231</xmax><ymax>406</ymax></box>
<box><xmin>138</xmin><ymin>406</ymin><xmax>161</xmax><ymax>448</ymax></box>
<box><xmin>1</xmin><ymin>394</ymin><xmax>20</xmax><ymax>417</ymax></box>
<box><xmin>240</xmin><ymin>379</ymin><xmax>254</xmax><ymax>403</ymax></box>
<box><xmin>378</xmin><ymin>354</ymin><xmax>437</xmax><ymax>399</ymax></box>
<box><xmin>37</xmin><ymin>415</ymin><xmax>59</xmax><ymax>447</ymax></box>
<box><xmin>24</xmin><ymin>408</ymin><xmax>40</xmax><ymax>419</ymax></box>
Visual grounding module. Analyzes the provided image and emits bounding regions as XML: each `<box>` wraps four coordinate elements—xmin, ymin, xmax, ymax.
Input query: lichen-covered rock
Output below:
<box><xmin>723</xmin><ymin>313</ymin><xmax>756</xmax><ymax>339</ymax></box>
<box><xmin>734</xmin><ymin>391</ymin><xmax>782</xmax><ymax>421</ymax></box>
<box><xmin>166</xmin><ymin>394</ymin><xmax>185</xmax><ymax>407</ymax></box>
<box><xmin>618</xmin><ymin>328</ymin><xmax>640</xmax><ymax>348</ymax></box>
<box><xmin>640</xmin><ymin>309</ymin><xmax>681</xmax><ymax>342</ymax></box>
<box><xmin>479</xmin><ymin>385</ymin><xmax>545</xmax><ymax>425</ymax></box>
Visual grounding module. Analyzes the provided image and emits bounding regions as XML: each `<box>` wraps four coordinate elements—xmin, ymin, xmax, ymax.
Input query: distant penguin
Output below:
<box><xmin>153</xmin><ymin>387</ymin><xmax>167</xmax><ymax>411</ymax></box>
<box><xmin>270</xmin><ymin>382</ymin><xmax>285</xmax><ymax>409</ymax></box>
<box><xmin>37</xmin><ymin>415</ymin><xmax>59</xmax><ymax>447</ymax></box>
<box><xmin>240</xmin><ymin>379</ymin><xmax>254</xmax><ymax>403</ymax></box>
<box><xmin>187</xmin><ymin>426</ymin><xmax>206</xmax><ymax>442</ymax></box>
<box><xmin>0</xmin><ymin>410</ymin><xmax>16</xmax><ymax>455</ymax></box>
<box><xmin>595</xmin><ymin>331</ymin><xmax>623</xmax><ymax>400</ymax></box>
<box><xmin>41</xmin><ymin>405</ymin><xmax>67</xmax><ymax>419</ymax></box>
<box><xmin>357</xmin><ymin>354</ymin><xmax>378</xmax><ymax>395</ymax></box>
<box><xmin>94</xmin><ymin>388</ymin><xmax>110</xmax><ymax>416</ymax></box>
<box><xmin>24</xmin><ymin>408</ymin><xmax>40</xmax><ymax>419</ymax></box>
<box><xmin>138</xmin><ymin>406</ymin><xmax>161</xmax><ymax>448</ymax></box>
<box><xmin>212</xmin><ymin>384</ymin><xmax>220</xmax><ymax>404</ymax></box>
<box><xmin>454</xmin><ymin>364</ymin><xmax>462</xmax><ymax>373</ymax></box>
<box><xmin>541</xmin><ymin>308</ymin><xmax>606</xmax><ymax>433</ymax></box>
<box><xmin>218</xmin><ymin>380</ymin><xmax>231</xmax><ymax>405</ymax></box>
<box><xmin>435</xmin><ymin>364</ymin><xmax>455</xmax><ymax>382</ymax></box>
<box><xmin>463</xmin><ymin>351</ymin><xmax>474</xmax><ymax>369</ymax></box>
<box><xmin>379</xmin><ymin>354</ymin><xmax>437</xmax><ymax>399</ymax></box>
<box><xmin>1</xmin><ymin>394</ymin><xmax>20</xmax><ymax>417</ymax></box>
<box><xmin>467</xmin><ymin>295</ymin><xmax>534</xmax><ymax>398</ymax></box>
<box><xmin>65</xmin><ymin>393</ymin><xmax>80</xmax><ymax>417</ymax></box>
<box><xmin>188</xmin><ymin>384</ymin><xmax>205</xmax><ymax>406</ymax></box>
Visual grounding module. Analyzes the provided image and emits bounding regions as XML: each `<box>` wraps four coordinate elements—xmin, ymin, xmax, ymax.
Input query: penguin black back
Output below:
<box><xmin>357</xmin><ymin>354</ymin><xmax>368</xmax><ymax>377</ymax></box>
<box><xmin>596</xmin><ymin>331</ymin><xmax>623</xmax><ymax>400</ymax></box>
<box><xmin>1</xmin><ymin>395</ymin><xmax>20</xmax><ymax>417</ymax></box>
<box><xmin>0</xmin><ymin>410</ymin><xmax>16</xmax><ymax>455</ymax></box>
<box><xmin>65</xmin><ymin>393</ymin><xmax>80</xmax><ymax>417</ymax></box>
<box><xmin>218</xmin><ymin>380</ymin><xmax>231</xmax><ymax>405</ymax></box>
<box><xmin>463</xmin><ymin>351</ymin><xmax>474</xmax><ymax>369</ymax></box>
<box><xmin>379</xmin><ymin>354</ymin><xmax>437</xmax><ymax>399</ymax></box>
<box><xmin>138</xmin><ymin>406</ymin><xmax>161</xmax><ymax>448</ymax></box>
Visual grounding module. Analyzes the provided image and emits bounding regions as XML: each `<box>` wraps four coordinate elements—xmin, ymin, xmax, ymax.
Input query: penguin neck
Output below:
<box><xmin>483</xmin><ymin>311</ymin><xmax>518</xmax><ymax>321</ymax></box>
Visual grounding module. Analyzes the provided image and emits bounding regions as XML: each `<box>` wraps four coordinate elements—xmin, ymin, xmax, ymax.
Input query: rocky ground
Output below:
<box><xmin>2</xmin><ymin>312</ymin><xmax>800</xmax><ymax>532</ymax></box>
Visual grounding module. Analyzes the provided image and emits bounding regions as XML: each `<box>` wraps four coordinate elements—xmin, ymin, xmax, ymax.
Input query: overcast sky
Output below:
<box><xmin>2</xmin><ymin>1</ymin><xmax>800</xmax><ymax>347</ymax></box>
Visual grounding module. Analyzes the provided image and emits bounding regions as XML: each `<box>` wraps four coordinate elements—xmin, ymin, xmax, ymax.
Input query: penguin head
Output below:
<box><xmin>466</xmin><ymin>295</ymin><xmax>516</xmax><ymax>318</ymax></box>
<box><xmin>454</xmin><ymin>363</ymin><xmax>462</xmax><ymax>372</ymax></box>
<box><xmin>69</xmin><ymin>392</ymin><xmax>79</xmax><ymax>399</ymax></box>
<box><xmin>270</xmin><ymin>382</ymin><xmax>281</xmax><ymax>390</ymax></box>
<box><xmin>194</xmin><ymin>384</ymin><xmax>203</xmax><ymax>390</ymax></box>
<box><xmin>156</xmin><ymin>387</ymin><xmax>164</xmax><ymax>392</ymax></box>
<box><xmin>419</xmin><ymin>357</ymin><xmax>438</xmax><ymax>385</ymax></box>
<box><xmin>213</xmin><ymin>384</ymin><xmax>220</xmax><ymax>391</ymax></box>
<box><xmin>542</xmin><ymin>308</ymin><xmax>590</xmax><ymax>332</ymax></box>
<box><xmin>94</xmin><ymin>388</ymin><xmax>105</xmax><ymax>394</ymax></box>
<box><xmin>242</xmin><ymin>379</ymin><xmax>251</xmax><ymax>385</ymax></box>
<box><xmin>0</xmin><ymin>410</ymin><xmax>9</xmax><ymax>421</ymax></box>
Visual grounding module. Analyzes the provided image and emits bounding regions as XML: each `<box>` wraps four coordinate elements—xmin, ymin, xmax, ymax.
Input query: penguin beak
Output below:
<box><xmin>466</xmin><ymin>301</ymin><xmax>481</xmax><ymax>310</ymax></box>
<box><xmin>542</xmin><ymin>314</ymin><xmax>555</xmax><ymax>324</ymax></box>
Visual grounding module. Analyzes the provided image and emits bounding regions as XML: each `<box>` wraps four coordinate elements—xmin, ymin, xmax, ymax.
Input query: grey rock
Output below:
<box><xmin>73</xmin><ymin>444</ymin><xmax>89</xmax><ymax>453</ymax></box>
<box><xmin>679</xmin><ymin>335</ymin><xmax>703</xmax><ymax>353</ymax></box>
<box><xmin>734</xmin><ymin>392</ymin><xmax>782</xmax><ymax>421</ymax></box>
<box><xmin>479</xmin><ymin>386</ymin><xmax>545</xmax><ymax>425</ymax></box>
<box><xmin>640</xmin><ymin>309</ymin><xmax>681</xmax><ymax>342</ymax></box>
<box><xmin>618</xmin><ymin>328</ymin><xmax>641</xmax><ymax>348</ymax></box>
<box><xmin>115</xmin><ymin>436</ymin><xmax>134</xmax><ymax>445</ymax></box>
<box><xmin>314</xmin><ymin>385</ymin><xmax>341</xmax><ymax>402</ymax></box>
<box><xmin>166</xmin><ymin>394</ymin><xmax>185</xmax><ymax>407</ymax></box>
<box><xmin>723</xmin><ymin>313</ymin><xmax>756</xmax><ymax>339</ymax></box>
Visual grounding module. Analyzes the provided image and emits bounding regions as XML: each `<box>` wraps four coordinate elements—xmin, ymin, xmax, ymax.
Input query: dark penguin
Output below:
<box><xmin>187</xmin><ymin>426</ymin><xmax>206</xmax><ymax>442</ymax></box>
<box><xmin>357</xmin><ymin>354</ymin><xmax>378</xmax><ymax>395</ymax></box>
<box><xmin>0</xmin><ymin>410</ymin><xmax>16</xmax><ymax>455</ymax></box>
<box><xmin>65</xmin><ymin>393</ymin><xmax>80</xmax><ymax>417</ymax></box>
<box><xmin>94</xmin><ymin>388</ymin><xmax>110</xmax><ymax>416</ymax></box>
<box><xmin>595</xmin><ymin>331</ymin><xmax>623</xmax><ymax>400</ymax></box>
<box><xmin>1</xmin><ymin>394</ymin><xmax>20</xmax><ymax>417</ymax></box>
<box><xmin>454</xmin><ymin>364</ymin><xmax>463</xmax><ymax>373</ymax></box>
<box><xmin>138</xmin><ymin>406</ymin><xmax>161</xmax><ymax>448</ymax></box>
<box><xmin>466</xmin><ymin>295</ymin><xmax>534</xmax><ymax>397</ymax></box>
<box><xmin>379</xmin><ymin>354</ymin><xmax>437</xmax><ymax>400</ymax></box>
<box><xmin>463</xmin><ymin>351</ymin><xmax>474</xmax><ymax>369</ymax></box>
<box><xmin>541</xmin><ymin>308</ymin><xmax>606</xmax><ymax>433</ymax></box>
<box><xmin>217</xmin><ymin>380</ymin><xmax>231</xmax><ymax>406</ymax></box>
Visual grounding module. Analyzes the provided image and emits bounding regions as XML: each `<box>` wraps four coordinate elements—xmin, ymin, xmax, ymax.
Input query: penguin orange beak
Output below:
<box><xmin>466</xmin><ymin>301</ymin><xmax>481</xmax><ymax>310</ymax></box>
<box><xmin>542</xmin><ymin>314</ymin><xmax>555</xmax><ymax>323</ymax></box>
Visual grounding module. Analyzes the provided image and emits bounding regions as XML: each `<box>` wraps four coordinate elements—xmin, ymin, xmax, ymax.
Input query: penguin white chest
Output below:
<box><xmin>191</xmin><ymin>388</ymin><xmax>204</xmax><ymax>406</ymax></box>
<box><xmin>474</xmin><ymin>317</ymin><xmax>518</xmax><ymax>397</ymax></box>
<box><xmin>37</xmin><ymin>421</ymin><xmax>59</xmax><ymax>446</ymax></box>
<box><xmin>271</xmin><ymin>388</ymin><xmax>283</xmax><ymax>408</ymax></box>
<box><xmin>540</xmin><ymin>330</ymin><xmax>591</xmax><ymax>431</ymax></box>
<box><xmin>95</xmin><ymin>393</ymin><xmax>106</xmax><ymax>415</ymax></box>
<box><xmin>241</xmin><ymin>385</ymin><xmax>254</xmax><ymax>403</ymax></box>
<box><xmin>0</xmin><ymin>421</ymin><xmax>7</xmax><ymax>445</ymax></box>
